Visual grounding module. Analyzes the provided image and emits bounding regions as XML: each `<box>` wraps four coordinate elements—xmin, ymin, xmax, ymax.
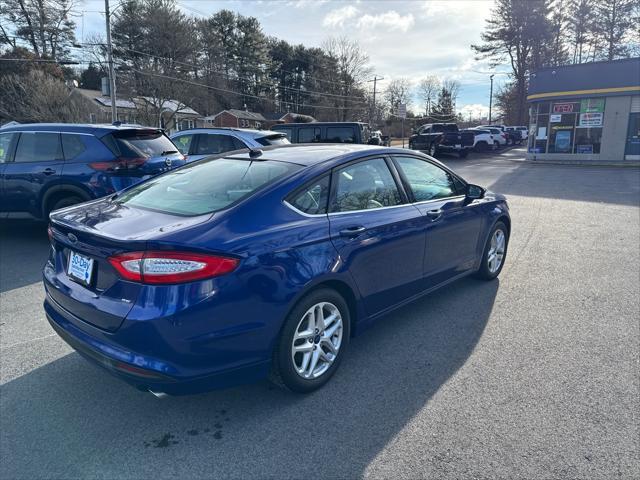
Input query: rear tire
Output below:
<box><xmin>475</xmin><ymin>141</ymin><xmax>488</xmax><ymax>153</ymax></box>
<box><xmin>270</xmin><ymin>288</ymin><xmax>350</xmax><ymax>393</ymax></box>
<box><xmin>428</xmin><ymin>143</ymin><xmax>437</xmax><ymax>157</ymax></box>
<box><xmin>458</xmin><ymin>149</ymin><xmax>469</xmax><ymax>158</ymax></box>
<box><xmin>475</xmin><ymin>221</ymin><xmax>509</xmax><ymax>280</ymax></box>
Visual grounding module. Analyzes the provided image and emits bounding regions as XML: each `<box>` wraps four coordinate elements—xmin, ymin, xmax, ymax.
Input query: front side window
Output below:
<box><xmin>173</xmin><ymin>134</ymin><xmax>194</xmax><ymax>155</ymax></box>
<box><xmin>394</xmin><ymin>156</ymin><xmax>457</xmax><ymax>201</ymax></box>
<box><xmin>116</xmin><ymin>158</ymin><xmax>300</xmax><ymax>216</ymax></box>
<box><xmin>14</xmin><ymin>132</ymin><xmax>62</xmax><ymax>163</ymax></box>
<box><xmin>288</xmin><ymin>176</ymin><xmax>330</xmax><ymax>215</ymax></box>
<box><xmin>0</xmin><ymin>132</ymin><xmax>17</xmax><ymax>163</ymax></box>
<box><xmin>332</xmin><ymin>158</ymin><xmax>401</xmax><ymax>212</ymax></box>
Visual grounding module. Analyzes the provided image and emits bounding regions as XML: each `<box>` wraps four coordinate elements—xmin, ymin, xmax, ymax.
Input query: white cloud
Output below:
<box><xmin>322</xmin><ymin>5</ymin><xmax>359</xmax><ymax>27</ymax></box>
<box><xmin>356</xmin><ymin>11</ymin><xmax>415</xmax><ymax>32</ymax></box>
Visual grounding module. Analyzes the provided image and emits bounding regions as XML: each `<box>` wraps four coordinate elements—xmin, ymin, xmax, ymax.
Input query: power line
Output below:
<box><xmin>119</xmin><ymin>65</ymin><xmax>368</xmax><ymax>111</ymax></box>
<box><xmin>108</xmin><ymin>45</ymin><xmax>369</xmax><ymax>105</ymax></box>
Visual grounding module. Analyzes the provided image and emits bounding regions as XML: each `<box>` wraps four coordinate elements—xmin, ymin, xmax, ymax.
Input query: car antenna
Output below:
<box><xmin>249</xmin><ymin>148</ymin><xmax>263</xmax><ymax>158</ymax></box>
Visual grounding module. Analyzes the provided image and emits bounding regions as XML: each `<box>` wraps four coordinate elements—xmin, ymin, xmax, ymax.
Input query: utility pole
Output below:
<box><xmin>105</xmin><ymin>0</ymin><xmax>117</xmax><ymax>123</ymax></box>
<box><xmin>367</xmin><ymin>76</ymin><xmax>384</xmax><ymax>125</ymax></box>
<box><xmin>488</xmin><ymin>74</ymin><xmax>494</xmax><ymax>124</ymax></box>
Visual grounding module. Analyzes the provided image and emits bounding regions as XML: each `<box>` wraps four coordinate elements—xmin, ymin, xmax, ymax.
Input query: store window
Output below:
<box><xmin>529</xmin><ymin>98</ymin><xmax>605</xmax><ymax>154</ymax></box>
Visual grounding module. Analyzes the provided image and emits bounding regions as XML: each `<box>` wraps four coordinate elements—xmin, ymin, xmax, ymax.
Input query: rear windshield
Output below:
<box><xmin>107</xmin><ymin>131</ymin><xmax>177</xmax><ymax>158</ymax></box>
<box><xmin>256</xmin><ymin>134</ymin><xmax>290</xmax><ymax>146</ymax></box>
<box><xmin>114</xmin><ymin>158</ymin><xmax>300</xmax><ymax>216</ymax></box>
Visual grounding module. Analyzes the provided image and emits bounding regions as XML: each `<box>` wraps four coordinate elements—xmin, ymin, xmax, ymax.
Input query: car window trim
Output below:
<box><xmin>284</xmin><ymin>173</ymin><xmax>332</xmax><ymax>217</ymax></box>
<box><xmin>0</xmin><ymin>131</ymin><xmax>19</xmax><ymax>163</ymax></box>
<box><xmin>389</xmin><ymin>153</ymin><xmax>468</xmax><ymax>203</ymax></box>
<box><xmin>328</xmin><ymin>154</ymin><xmax>408</xmax><ymax>214</ymax></box>
<box><xmin>13</xmin><ymin>131</ymin><xmax>63</xmax><ymax>163</ymax></box>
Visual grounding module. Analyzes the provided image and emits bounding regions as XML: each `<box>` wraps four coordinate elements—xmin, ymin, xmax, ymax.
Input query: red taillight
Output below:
<box><xmin>108</xmin><ymin>251</ymin><xmax>239</xmax><ymax>284</ymax></box>
<box><xmin>90</xmin><ymin>156</ymin><xmax>148</xmax><ymax>172</ymax></box>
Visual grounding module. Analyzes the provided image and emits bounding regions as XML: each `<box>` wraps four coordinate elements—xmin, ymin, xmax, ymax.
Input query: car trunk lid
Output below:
<box><xmin>46</xmin><ymin>198</ymin><xmax>212</xmax><ymax>332</ymax></box>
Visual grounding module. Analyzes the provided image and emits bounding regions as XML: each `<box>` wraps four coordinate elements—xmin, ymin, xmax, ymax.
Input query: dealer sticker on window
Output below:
<box><xmin>68</xmin><ymin>251</ymin><xmax>94</xmax><ymax>285</ymax></box>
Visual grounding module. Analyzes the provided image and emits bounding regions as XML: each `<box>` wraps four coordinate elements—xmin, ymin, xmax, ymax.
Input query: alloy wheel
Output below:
<box><xmin>291</xmin><ymin>302</ymin><xmax>343</xmax><ymax>379</ymax></box>
<box><xmin>488</xmin><ymin>229</ymin><xmax>506</xmax><ymax>273</ymax></box>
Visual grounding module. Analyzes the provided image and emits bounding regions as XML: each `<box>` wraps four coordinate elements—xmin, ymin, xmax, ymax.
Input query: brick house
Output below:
<box><xmin>203</xmin><ymin>109</ymin><xmax>317</xmax><ymax>130</ymax></box>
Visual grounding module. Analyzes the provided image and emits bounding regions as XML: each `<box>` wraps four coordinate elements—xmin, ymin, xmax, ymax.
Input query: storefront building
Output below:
<box><xmin>527</xmin><ymin>58</ymin><xmax>640</xmax><ymax>161</ymax></box>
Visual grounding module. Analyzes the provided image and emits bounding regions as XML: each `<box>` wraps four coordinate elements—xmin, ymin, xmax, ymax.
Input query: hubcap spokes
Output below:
<box><xmin>291</xmin><ymin>302</ymin><xmax>343</xmax><ymax>379</ymax></box>
<box><xmin>487</xmin><ymin>229</ymin><xmax>506</xmax><ymax>273</ymax></box>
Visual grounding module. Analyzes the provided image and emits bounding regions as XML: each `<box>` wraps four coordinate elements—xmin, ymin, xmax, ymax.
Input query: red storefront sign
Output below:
<box><xmin>552</xmin><ymin>103</ymin><xmax>575</xmax><ymax>113</ymax></box>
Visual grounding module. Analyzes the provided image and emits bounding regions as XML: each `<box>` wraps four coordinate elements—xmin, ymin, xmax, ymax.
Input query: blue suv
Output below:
<box><xmin>170</xmin><ymin>128</ymin><xmax>289</xmax><ymax>163</ymax></box>
<box><xmin>0</xmin><ymin>123</ymin><xmax>184</xmax><ymax>220</ymax></box>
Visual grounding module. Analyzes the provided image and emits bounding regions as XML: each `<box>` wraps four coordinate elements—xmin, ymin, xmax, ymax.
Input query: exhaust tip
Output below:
<box><xmin>149</xmin><ymin>389</ymin><xmax>168</xmax><ymax>398</ymax></box>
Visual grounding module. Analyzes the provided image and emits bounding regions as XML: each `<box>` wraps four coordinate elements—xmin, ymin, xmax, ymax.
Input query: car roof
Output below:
<box><xmin>0</xmin><ymin>123</ymin><xmax>161</xmax><ymax>136</ymax></box>
<box><xmin>225</xmin><ymin>144</ymin><xmax>407</xmax><ymax>167</ymax></box>
<box><xmin>272</xmin><ymin>122</ymin><xmax>368</xmax><ymax>127</ymax></box>
<box><xmin>170</xmin><ymin>127</ymin><xmax>280</xmax><ymax>137</ymax></box>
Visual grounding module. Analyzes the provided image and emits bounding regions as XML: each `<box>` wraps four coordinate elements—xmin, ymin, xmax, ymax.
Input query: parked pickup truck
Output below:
<box><xmin>408</xmin><ymin>123</ymin><xmax>475</xmax><ymax>158</ymax></box>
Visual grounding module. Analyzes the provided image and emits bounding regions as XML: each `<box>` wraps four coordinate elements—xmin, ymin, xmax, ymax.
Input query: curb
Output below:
<box><xmin>508</xmin><ymin>158</ymin><xmax>640</xmax><ymax>168</ymax></box>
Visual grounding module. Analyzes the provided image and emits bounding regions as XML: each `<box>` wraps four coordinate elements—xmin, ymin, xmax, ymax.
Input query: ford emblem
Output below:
<box><xmin>67</xmin><ymin>233</ymin><xmax>78</xmax><ymax>244</ymax></box>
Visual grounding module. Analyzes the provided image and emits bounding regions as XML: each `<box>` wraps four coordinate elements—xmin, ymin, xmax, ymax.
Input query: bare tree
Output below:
<box><xmin>322</xmin><ymin>36</ymin><xmax>372</xmax><ymax>121</ymax></box>
<box><xmin>384</xmin><ymin>78</ymin><xmax>412</xmax><ymax>115</ymax></box>
<box><xmin>0</xmin><ymin>69</ymin><xmax>91</xmax><ymax>122</ymax></box>
<box><xmin>417</xmin><ymin>75</ymin><xmax>440</xmax><ymax>116</ymax></box>
<box><xmin>593</xmin><ymin>0</ymin><xmax>639</xmax><ymax>60</ymax></box>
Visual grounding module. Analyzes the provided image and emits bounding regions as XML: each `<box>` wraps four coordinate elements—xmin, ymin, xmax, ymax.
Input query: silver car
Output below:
<box><xmin>170</xmin><ymin>128</ymin><xmax>289</xmax><ymax>162</ymax></box>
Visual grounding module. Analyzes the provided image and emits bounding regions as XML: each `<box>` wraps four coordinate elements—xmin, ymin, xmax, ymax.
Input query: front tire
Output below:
<box><xmin>475</xmin><ymin>221</ymin><xmax>509</xmax><ymax>280</ymax></box>
<box><xmin>270</xmin><ymin>288</ymin><xmax>350</xmax><ymax>393</ymax></box>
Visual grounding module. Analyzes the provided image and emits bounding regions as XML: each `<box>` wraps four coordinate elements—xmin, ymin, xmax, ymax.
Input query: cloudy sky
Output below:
<box><xmin>77</xmin><ymin>0</ymin><xmax>510</xmax><ymax>118</ymax></box>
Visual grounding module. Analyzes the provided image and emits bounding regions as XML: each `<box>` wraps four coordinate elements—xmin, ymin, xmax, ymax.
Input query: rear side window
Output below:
<box><xmin>14</xmin><ymin>132</ymin><xmax>62</xmax><ymax>162</ymax></box>
<box><xmin>172</xmin><ymin>134</ymin><xmax>193</xmax><ymax>155</ymax></box>
<box><xmin>110</xmin><ymin>131</ymin><xmax>177</xmax><ymax>158</ymax></box>
<box><xmin>195</xmin><ymin>134</ymin><xmax>244</xmax><ymax>155</ymax></box>
<box><xmin>61</xmin><ymin>134</ymin><xmax>87</xmax><ymax>160</ymax></box>
<box><xmin>0</xmin><ymin>132</ymin><xmax>17</xmax><ymax>163</ymax></box>
<box><xmin>326</xmin><ymin>127</ymin><xmax>356</xmax><ymax>143</ymax></box>
<box><xmin>287</xmin><ymin>176</ymin><xmax>330</xmax><ymax>215</ymax></box>
<box><xmin>298</xmin><ymin>127</ymin><xmax>321</xmax><ymax>143</ymax></box>
<box><xmin>115</xmin><ymin>158</ymin><xmax>301</xmax><ymax>216</ymax></box>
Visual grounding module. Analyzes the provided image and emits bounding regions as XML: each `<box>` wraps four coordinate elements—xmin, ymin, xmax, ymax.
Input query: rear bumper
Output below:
<box><xmin>44</xmin><ymin>294</ymin><xmax>271</xmax><ymax>395</ymax></box>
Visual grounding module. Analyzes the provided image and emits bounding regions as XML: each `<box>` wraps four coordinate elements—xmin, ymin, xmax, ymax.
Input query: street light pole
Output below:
<box><xmin>488</xmin><ymin>74</ymin><xmax>494</xmax><ymax>124</ymax></box>
<box><xmin>105</xmin><ymin>0</ymin><xmax>118</xmax><ymax>123</ymax></box>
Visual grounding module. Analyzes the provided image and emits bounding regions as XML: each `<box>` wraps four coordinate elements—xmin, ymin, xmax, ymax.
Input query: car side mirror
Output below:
<box><xmin>466</xmin><ymin>184</ymin><xmax>485</xmax><ymax>200</ymax></box>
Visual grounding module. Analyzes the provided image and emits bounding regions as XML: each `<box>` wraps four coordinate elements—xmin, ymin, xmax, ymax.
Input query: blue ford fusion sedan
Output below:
<box><xmin>44</xmin><ymin>144</ymin><xmax>510</xmax><ymax>395</ymax></box>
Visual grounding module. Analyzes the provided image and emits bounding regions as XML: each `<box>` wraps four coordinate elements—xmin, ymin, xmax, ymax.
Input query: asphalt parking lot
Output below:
<box><xmin>1</xmin><ymin>149</ymin><xmax>639</xmax><ymax>479</ymax></box>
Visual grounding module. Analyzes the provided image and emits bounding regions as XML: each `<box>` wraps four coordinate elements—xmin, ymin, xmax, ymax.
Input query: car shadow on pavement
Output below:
<box><xmin>1</xmin><ymin>277</ymin><xmax>498</xmax><ymax>479</ymax></box>
<box><xmin>485</xmin><ymin>159</ymin><xmax>640</xmax><ymax>207</ymax></box>
<box><xmin>0</xmin><ymin>220</ymin><xmax>49</xmax><ymax>294</ymax></box>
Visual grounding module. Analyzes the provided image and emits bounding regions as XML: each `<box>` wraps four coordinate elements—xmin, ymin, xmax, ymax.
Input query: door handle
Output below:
<box><xmin>339</xmin><ymin>226</ymin><xmax>367</xmax><ymax>237</ymax></box>
<box><xmin>42</xmin><ymin>168</ymin><xmax>56</xmax><ymax>175</ymax></box>
<box><xmin>426</xmin><ymin>209</ymin><xmax>443</xmax><ymax>221</ymax></box>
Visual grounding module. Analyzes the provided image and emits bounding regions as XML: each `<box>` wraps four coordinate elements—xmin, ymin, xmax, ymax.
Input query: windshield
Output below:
<box><xmin>115</xmin><ymin>158</ymin><xmax>300</xmax><ymax>216</ymax></box>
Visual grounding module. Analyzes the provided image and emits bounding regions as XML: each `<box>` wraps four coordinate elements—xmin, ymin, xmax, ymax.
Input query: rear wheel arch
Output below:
<box><xmin>41</xmin><ymin>185</ymin><xmax>93</xmax><ymax>218</ymax></box>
